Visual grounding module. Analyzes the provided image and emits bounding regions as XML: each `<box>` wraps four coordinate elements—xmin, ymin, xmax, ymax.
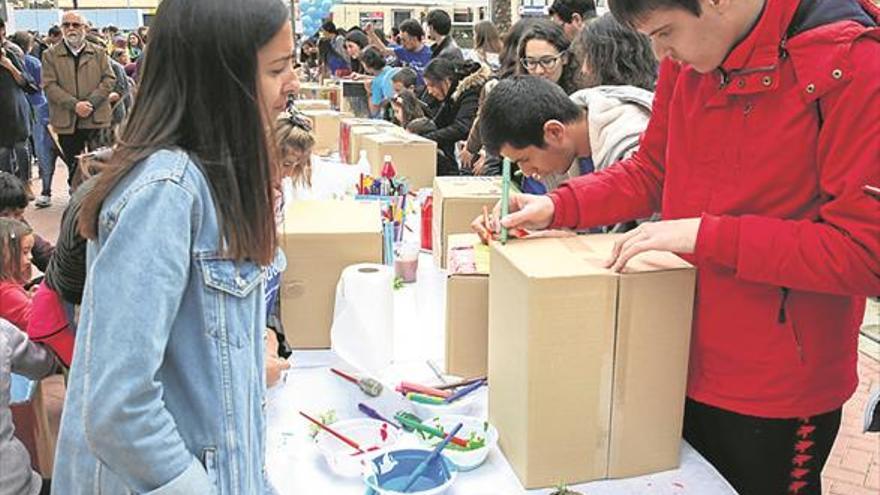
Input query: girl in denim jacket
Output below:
<box><xmin>51</xmin><ymin>0</ymin><xmax>300</xmax><ymax>493</ymax></box>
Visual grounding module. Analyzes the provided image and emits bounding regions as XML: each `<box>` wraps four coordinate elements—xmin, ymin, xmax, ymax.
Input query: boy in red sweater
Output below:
<box><xmin>475</xmin><ymin>1</ymin><xmax>879</xmax><ymax>493</ymax></box>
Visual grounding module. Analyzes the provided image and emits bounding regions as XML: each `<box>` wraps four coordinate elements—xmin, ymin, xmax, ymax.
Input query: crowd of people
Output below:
<box><xmin>0</xmin><ymin>0</ymin><xmax>877</xmax><ymax>494</ymax></box>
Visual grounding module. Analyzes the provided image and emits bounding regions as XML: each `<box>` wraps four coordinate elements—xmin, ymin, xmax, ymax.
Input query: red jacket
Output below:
<box><xmin>550</xmin><ymin>0</ymin><xmax>880</xmax><ymax>418</ymax></box>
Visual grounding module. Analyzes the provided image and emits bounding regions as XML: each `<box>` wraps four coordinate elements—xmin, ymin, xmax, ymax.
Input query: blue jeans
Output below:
<box><xmin>33</xmin><ymin>104</ymin><xmax>58</xmax><ymax>196</ymax></box>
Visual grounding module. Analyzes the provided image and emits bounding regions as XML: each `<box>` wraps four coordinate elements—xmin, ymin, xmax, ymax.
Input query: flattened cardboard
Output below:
<box><xmin>445</xmin><ymin>233</ymin><xmax>490</xmax><ymax>377</ymax></box>
<box><xmin>488</xmin><ymin>234</ymin><xmax>695</xmax><ymax>488</ymax></box>
<box><xmin>279</xmin><ymin>200</ymin><xmax>383</xmax><ymax>348</ymax></box>
<box><xmin>361</xmin><ymin>132</ymin><xmax>437</xmax><ymax>190</ymax></box>
<box><xmin>432</xmin><ymin>177</ymin><xmax>501</xmax><ymax>269</ymax></box>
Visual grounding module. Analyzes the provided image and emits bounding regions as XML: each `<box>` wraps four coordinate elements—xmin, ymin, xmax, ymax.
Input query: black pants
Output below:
<box><xmin>58</xmin><ymin>128</ymin><xmax>99</xmax><ymax>187</ymax></box>
<box><xmin>684</xmin><ymin>398</ymin><xmax>841</xmax><ymax>495</ymax></box>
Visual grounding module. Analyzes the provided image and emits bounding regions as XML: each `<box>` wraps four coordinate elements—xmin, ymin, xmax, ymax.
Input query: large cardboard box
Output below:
<box><xmin>301</xmin><ymin>110</ymin><xmax>350</xmax><ymax>156</ymax></box>
<box><xmin>280</xmin><ymin>200</ymin><xmax>383</xmax><ymax>348</ymax></box>
<box><xmin>339</xmin><ymin>117</ymin><xmax>398</xmax><ymax>164</ymax></box>
<box><xmin>432</xmin><ymin>177</ymin><xmax>501</xmax><ymax>269</ymax></box>
<box><xmin>445</xmin><ymin>234</ymin><xmax>490</xmax><ymax>378</ymax></box>
<box><xmin>299</xmin><ymin>82</ymin><xmax>341</xmax><ymax>109</ymax></box>
<box><xmin>294</xmin><ymin>99</ymin><xmax>331</xmax><ymax>111</ymax></box>
<box><xmin>488</xmin><ymin>235</ymin><xmax>695</xmax><ymax>488</ymax></box>
<box><xmin>361</xmin><ymin>132</ymin><xmax>437</xmax><ymax>190</ymax></box>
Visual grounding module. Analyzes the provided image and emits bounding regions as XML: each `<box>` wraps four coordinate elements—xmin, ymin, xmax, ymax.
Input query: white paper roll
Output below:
<box><xmin>330</xmin><ymin>263</ymin><xmax>395</xmax><ymax>374</ymax></box>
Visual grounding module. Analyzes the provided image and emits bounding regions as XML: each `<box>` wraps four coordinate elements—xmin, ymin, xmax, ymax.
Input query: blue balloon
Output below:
<box><xmin>306</xmin><ymin>6</ymin><xmax>317</xmax><ymax>16</ymax></box>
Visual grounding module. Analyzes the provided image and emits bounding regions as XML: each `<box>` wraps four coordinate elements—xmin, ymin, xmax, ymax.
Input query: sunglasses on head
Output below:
<box><xmin>286</xmin><ymin>110</ymin><xmax>313</xmax><ymax>132</ymax></box>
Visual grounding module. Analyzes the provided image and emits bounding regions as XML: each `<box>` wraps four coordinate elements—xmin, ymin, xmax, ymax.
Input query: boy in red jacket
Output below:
<box><xmin>475</xmin><ymin>0</ymin><xmax>880</xmax><ymax>493</ymax></box>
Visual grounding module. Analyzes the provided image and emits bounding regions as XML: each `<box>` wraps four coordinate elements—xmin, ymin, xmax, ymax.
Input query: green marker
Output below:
<box><xmin>407</xmin><ymin>392</ymin><xmax>445</xmax><ymax>405</ymax></box>
<box><xmin>501</xmin><ymin>158</ymin><xmax>511</xmax><ymax>244</ymax></box>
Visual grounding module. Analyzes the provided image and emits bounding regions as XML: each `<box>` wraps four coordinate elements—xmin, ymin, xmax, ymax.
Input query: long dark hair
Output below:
<box><xmin>499</xmin><ymin>18</ymin><xmax>538</xmax><ymax>79</ymax></box>
<box><xmin>576</xmin><ymin>13</ymin><xmax>658</xmax><ymax>90</ymax></box>
<box><xmin>517</xmin><ymin>19</ymin><xmax>580</xmax><ymax>95</ymax></box>
<box><xmin>423</xmin><ymin>59</ymin><xmax>482</xmax><ymax>94</ymax></box>
<box><xmin>79</xmin><ymin>0</ymin><xmax>288</xmax><ymax>265</ymax></box>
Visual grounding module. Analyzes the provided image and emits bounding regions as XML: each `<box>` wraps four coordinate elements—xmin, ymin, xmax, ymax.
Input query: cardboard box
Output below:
<box><xmin>445</xmin><ymin>234</ymin><xmax>490</xmax><ymax>378</ymax></box>
<box><xmin>432</xmin><ymin>177</ymin><xmax>502</xmax><ymax>269</ymax></box>
<box><xmin>488</xmin><ymin>235</ymin><xmax>695</xmax><ymax>488</ymax></box>
<box><xmin>294</xmin><ymin>99</ymin><xmax>331</xmax><ymax>110</ymax></box>
<box><xmin>301</xmin><ymin>110</ymin><xmax>350</xmax><ymax>156</ymax></box>
<box><xmin>361</xmin><ymin>132</ymin><xmax>437</xmax><ymax>190</ymax></box>
<box><xmin>339</xmin><ymin>117</ymin><xmax>398</xmax><ymax>164</ymax></box>
<box><xmin>299</xmin><ymin>82</ymin><xmax>341</xmax><ymax>109</ymax></box>
<box><xmin>280</xmin><ymin>200</ymin><xmax>383</xmax><ymax>348</ymax></box>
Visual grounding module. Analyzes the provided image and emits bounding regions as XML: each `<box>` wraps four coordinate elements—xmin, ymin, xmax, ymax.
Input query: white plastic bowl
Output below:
<box><xmin>414</xmin><ymin>415</ymin><xmax>497</xmax><ymax>471</ymax></box>
<box><xmin>407</xmin><ymin>391</ymin><xmax>480</xmax><ymax>419</ymax></box>
<box><xmin>314</xmin><ymin>418</ymin><xmax>401</xmax><ymax>477</ymax></box>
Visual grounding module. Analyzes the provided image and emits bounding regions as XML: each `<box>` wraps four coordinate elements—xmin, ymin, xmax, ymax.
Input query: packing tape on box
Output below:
<box><xmin>330</xmin><ymin>263</ymin><xmax>394</xmax><ymax>374</ymax></box>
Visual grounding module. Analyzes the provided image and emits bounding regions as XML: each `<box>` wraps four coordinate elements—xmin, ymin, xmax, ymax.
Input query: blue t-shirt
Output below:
<box><xmin>393</xmin><ymin>45</ymin><xmax>432</xmax><ymax>85</ymax></box>
<box><xmin>370</xmin><ymin>66</ymin><xmax>399</xmax><ymax>108</ymax></box>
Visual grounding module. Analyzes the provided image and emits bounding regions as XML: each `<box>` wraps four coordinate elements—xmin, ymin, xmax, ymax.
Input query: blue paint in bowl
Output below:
<box><xmin>363</xmin><ymin>449</ymin><xmax>457</xmax><ymax>494</ymax></box>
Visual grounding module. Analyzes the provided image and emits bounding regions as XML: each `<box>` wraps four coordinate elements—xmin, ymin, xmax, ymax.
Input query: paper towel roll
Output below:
<box><xmin>330</xmin><ymin>263</ymin><xmax>395</xmax><ymax>374</ymax></box>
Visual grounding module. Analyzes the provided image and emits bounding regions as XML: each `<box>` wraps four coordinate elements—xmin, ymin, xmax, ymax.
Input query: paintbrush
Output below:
<box><xmin>358</xmin><ymin>403</ymin><xmax>401</xmax><ymax>429</ymax></box>
<box><xmin>394</xmin><ymin>412</ymin><xmax>469</xmax><ymax>448</ymax></box>
<box><xmin>434</xmin><ymin>376</ymin><xmax>487</xmax><ymax>391</ymax></box>
<box><xmin>330</xmin><ymin>368</ymin><xmax>383</xmax><ymax>397</ymax></box>
<box><xmin>444</xmin><ymin>378</ymin><xmax>487</xmax><ymax>404</ymax></box>
<box><xmin>299</xmin><ymin>411</ymin><xmax>371</xmax><ymax>454</ymax></box>
<box><xmin>401</xmin><ymin>423</ymin><xmax>463</xmax><ymax>492</ymax></box>
<box><xmin>500</xmin><ymin>158</ymin><xmax>511</xmax><ymax>244</ymax></box>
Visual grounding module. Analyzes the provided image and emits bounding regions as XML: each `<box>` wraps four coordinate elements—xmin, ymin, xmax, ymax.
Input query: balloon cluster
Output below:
<box><xmin>300</xmin><ymin>0</ymin><xmax>338</xmax><ymax>37</ymax></box>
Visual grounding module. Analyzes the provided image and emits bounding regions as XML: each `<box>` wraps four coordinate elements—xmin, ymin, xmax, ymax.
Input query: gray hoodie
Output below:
<box><xmin>1</xmin><ymin>318</ymin><xmax>56</xmax><ymax>495</ymax></box>
<box><xmin>540</xmin><ymin>85</ymin><xmax>654</xmax><ymax>191</ymax></box>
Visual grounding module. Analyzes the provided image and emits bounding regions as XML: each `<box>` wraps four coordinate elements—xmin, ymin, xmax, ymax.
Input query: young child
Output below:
<box><xmin>391</xmin><ymin>67</ymin><xmax>418</xmax><ymax>96</ymax></box>
<box><xmin>275</xmin><ymin>110</ymin><xmax>316</xmax><ymax>190</ymax></box>
<box><xmin>1</xmin><ymin>318</ymin><xmax>57</xmax><ymax>495</ymax></box>
<box><xmin>0</xmin><ymin>218</ymin><xmax>34</xmax><ymax>331</ymax></box>
<box><xmin>0</xmin><ymin>172</ymin><xmax>53</xmax><ymax>273</ymax></box>
<box><xmin>390</xmin><ymin>89</ymin><xmax>427</xmax><ymax>129</ymax></box>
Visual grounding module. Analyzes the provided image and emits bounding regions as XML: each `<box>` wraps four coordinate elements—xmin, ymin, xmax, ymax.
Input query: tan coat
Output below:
<box><xmin>41</xmin><ymin>41</ymin><xmax>115</xmax><ymax>135</ymax></box>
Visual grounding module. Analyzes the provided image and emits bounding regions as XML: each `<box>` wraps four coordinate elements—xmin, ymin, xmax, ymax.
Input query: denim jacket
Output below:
<box><xmin>53</xmin><ymin>149</ymin><xmax>273</xmax><ymax>494</ymax></box>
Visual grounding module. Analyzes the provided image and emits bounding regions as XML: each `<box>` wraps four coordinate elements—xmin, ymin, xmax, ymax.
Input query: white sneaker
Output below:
<box><xmin>34</xmin><ymin>195</ymin><xmax>51</xmax><ymax>208</ymax></box>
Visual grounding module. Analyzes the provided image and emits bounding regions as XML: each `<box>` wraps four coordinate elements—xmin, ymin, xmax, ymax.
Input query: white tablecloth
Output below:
<box><xmin>266</xmin><ymin>156</ymin><xmax>737</xmax><ymax>494</ymax></box>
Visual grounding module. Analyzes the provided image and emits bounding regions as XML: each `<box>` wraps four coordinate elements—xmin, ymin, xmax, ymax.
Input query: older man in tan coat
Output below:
<box><xmin>42</xmin><ymin>11</ymin><xmax>115</xmax><ymax>191</ymax></box>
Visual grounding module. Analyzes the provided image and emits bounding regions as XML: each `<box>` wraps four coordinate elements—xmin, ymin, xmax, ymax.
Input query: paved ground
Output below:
<box><xmin>22</xmin><ymin>165</ymin><xmax>880</xmax><ymax>492</ymax></box>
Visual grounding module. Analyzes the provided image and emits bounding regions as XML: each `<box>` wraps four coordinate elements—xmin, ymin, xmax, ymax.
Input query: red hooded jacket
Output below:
<box><xmin>549</xmin><ymin>0</ymin><xmax>880</xmax><ymax>418</ymax></box>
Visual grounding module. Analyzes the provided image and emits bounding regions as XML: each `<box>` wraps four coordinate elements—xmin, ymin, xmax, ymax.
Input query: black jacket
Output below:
<box><xmin>424</xmin><ymin>64</ymin><xmax>492</xmax><ymax>176</ymax></box>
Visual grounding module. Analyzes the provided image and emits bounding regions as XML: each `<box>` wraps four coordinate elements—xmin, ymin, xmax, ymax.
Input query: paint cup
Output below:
<box><xmin>414</xmin><ymin>415</ymin><xmax>498</xmax><ymax>472</ymax></box>
<box><xmin>314</xmin><ymin>418</ymin><xmax>401</xmax><ymax>477</ymax></box>
<box><xmin>363</xmin><ymin>449</ymin><xmax>457</xmax><ymax>494</ymax></box>
<box><xmin>394</xmin><ymin>242</ymin><xmax>420</xmax><ymax>283</ymax></box>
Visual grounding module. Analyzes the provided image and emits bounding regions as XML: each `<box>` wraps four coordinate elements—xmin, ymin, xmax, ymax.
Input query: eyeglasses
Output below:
<box><xmin>62</xmin><ymin>22</ymin><xmax>83</xmax><ymax>29</ymax></box>
<box><xmin>520</xmin><ymin>52</ymin><xmax>566</xmax><ymax>71</ymax></box>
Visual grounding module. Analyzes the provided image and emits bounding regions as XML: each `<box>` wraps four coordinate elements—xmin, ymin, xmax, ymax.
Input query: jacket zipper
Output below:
<box><xmin>777</xmin><ymin>287</ymin><xmax>805</xmax><ymax>362</ymax></box>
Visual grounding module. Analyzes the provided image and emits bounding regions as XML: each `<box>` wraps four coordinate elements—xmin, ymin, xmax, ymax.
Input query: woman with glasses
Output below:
<box><xmin>517</xmin><ymin>19</ymin><xmax>581</xmax><ymax>96</ymax></box>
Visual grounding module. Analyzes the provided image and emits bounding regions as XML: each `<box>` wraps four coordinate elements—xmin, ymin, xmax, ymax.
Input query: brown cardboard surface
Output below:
<box><xmin>302</xmin><ymin>110</ymin><xmax>350</xmax><ymax>155</ymax></box>
<box><xmin>361</xmin><ymin>132</ymin><xmax>437</xmax><ymax>189</ymax></box>
<box><xmin>11</xmin><ymin>381</ymin><xmax>55</xmax><ymax>475</ymax></box>
<box><xmin>445</xmin><ymin>233</ymin><xmax>490</xmax><ymax>377</ymax></box>
<box><xmin>339</xmin><ymin>118</ymin><xmax>397</xmax><ymax>164</ymax></box>
<box><xmin>607</xmin><ymin>269</ymin><xmax>694</xmax><ymax>478</ymax></box>
<box><xmin>488</xmin><ymin>234</ymin><xmax>695</xmax><ymax>488</ymax></box>
<box><xmin>432</xmin><ymin>177</ymin><xmax>501</xmax><ymax>268</ymax></box>
<box><xmin>279</xmin><ymin>200</ymin><xmax>383</xmax><ymax>348</ymax></box>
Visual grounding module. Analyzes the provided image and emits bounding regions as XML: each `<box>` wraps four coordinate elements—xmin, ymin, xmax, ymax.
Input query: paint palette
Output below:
<box><xmin>363</xmin><ymin>449</ymin><xmax>457</xmax><ymax>495</ymax></box>
<box><xmin>314</xmin><ymin>418</ymin><xmax>401</xmax><ymax>477</ymax></box>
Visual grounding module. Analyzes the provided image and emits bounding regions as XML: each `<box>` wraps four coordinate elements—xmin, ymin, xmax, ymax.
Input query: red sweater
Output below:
<box><xmin>549</xmin><ymin>0</ymin><xmax>880</xmax><ymax>418</ymax></box>
<box><xmin>0</xmin><ymin>281</ymin><xmax>32</xmax><ymax>332</ymax></box>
